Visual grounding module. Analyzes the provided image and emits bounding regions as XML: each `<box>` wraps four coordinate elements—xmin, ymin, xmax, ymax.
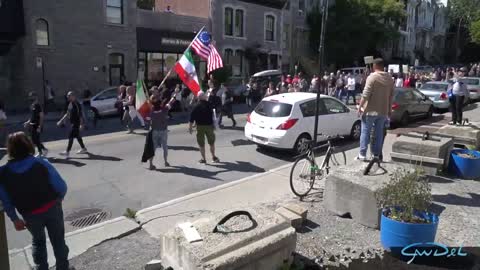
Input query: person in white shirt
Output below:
<box><xmin>395</xmin><ymin>74</ymin><xmax>404</xmax><ymax>88</ymax></box>
<box><xmin>345</xmin><ymin>73</ymin><xmax>357</xmax><ymax>105</ymax></box>
<box><xmin>450</xmin><ymin>68</ymin><xmax>470</xmax><ymax>125</ymax></box>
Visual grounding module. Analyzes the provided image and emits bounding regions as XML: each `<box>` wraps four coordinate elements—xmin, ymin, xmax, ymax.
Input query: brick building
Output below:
<box><xmin>0</xmin><ymin>0</ymin><xmax>138</xmax><ymax>110</ymax></box>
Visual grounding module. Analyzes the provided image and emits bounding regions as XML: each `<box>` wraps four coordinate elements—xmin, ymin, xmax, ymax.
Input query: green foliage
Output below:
<box><xmin>137</xmin><ymin>0</ymin><xmax>155</xmax><ymax>10</ymax></box>
<box><xmin>307</xmin><ymin>0</ymin><xmax>405</xmax><ymax>66</ymax></box>
<box><xmin>210</xmin><ymin>67</ymin><xmax>232</xmax><ymax>85</ymax></box>
<box><xmin>449</xmin><ymin>0</ymin><xmax>480</xmax><ymax>25</ymax></box>
<box><xmin>471</xmin><ymin>20</ymin><xmax>480</xmax><ymax>44</ymax></box>
<box><xmin>376</xmin><ymin>168</ymin><xmax>432</xmax><ymax>223</ymax></box>
<box><xmin>123</xmin><ymin>208</ymin><xmax>137</xmax><ymax>219</ymax></box>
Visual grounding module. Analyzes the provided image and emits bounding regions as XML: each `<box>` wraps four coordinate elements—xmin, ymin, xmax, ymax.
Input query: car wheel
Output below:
<box><xmin>350</xmin><ymin>121</ymin><xmax>361</xmax><ymax>141</ymax></box>
<box><xmin>294</xmin><ymin>134</ymin><xmax>311</xmax><ymax>155</ymax></box>
<box><xmin>400</xmin><ymin>112</ymin><xmax>410</xmax><ymax>126</ymax></box>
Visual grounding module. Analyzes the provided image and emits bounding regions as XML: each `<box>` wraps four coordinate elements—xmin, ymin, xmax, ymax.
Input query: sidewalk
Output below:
<box><xmin>4</xmin><ymin>111</ymin><xmax>62</xmax><ymax>126</ymax></box>
<box><xmin>8</xmin><ymin>128</ymin><xmax>480</xmax><ymax>269</ymax></box>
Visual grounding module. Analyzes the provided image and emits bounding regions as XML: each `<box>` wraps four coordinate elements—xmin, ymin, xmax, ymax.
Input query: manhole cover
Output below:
<box><xmin>65</xmin><ymin>208</ymin><xmax>111</xmax><ymax>228</ymax></box>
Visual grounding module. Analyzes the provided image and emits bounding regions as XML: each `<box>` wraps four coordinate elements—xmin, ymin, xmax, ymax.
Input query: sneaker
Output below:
<box><xmin>212</xmin><ymin>157</ymin><xmax>220</xmax><ymax>163</ymax></box>
<box><xmin>77</xmin><ymin>148</ymin><xmax>88</xmax><ymax>154</ymax></box>
<box><xmin>149</xmin><ymin>164</ymin><xmax>156</xmax><ymax>170</ymax></box>
<box><xmin>355</xmin><ymin>155</ymin><xmax>367</xmax><ymax>161</ymax></box>
<box><xmin>42</xmin><ymin>149</ymin><xmax>49</xmax><ymax>157</ymax></box>
<box><xmin>448</xmin><ymin>121</ymin><xmax>456</xmax><ymax>125</ymax></box>
<box><xmin>232</xmin><ymin>121</ymin><xmax>237</xmax><ymax>128</ymax></box>
<box><xmin>199</xmin><ymin>159</ymin><xmax>207</xmax><ymax>164</ymax></box>
<box><xmin>165</xmin><ymin>161</ymin><xmax>170</xmax><ymax>167</ymax></box>
<box><xmin>59</xmin><ymin>151</ymin><xmax>70</xmax><ymax>159</ymax></box>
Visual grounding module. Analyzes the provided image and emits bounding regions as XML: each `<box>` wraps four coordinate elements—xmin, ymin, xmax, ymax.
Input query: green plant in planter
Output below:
<box><xmin>376</xmin><ymin>168</ymin><xmax>432</xmax><ymax>224</ymax></box>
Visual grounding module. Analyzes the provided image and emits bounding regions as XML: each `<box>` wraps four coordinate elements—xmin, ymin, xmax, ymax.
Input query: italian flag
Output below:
<box><xmin>175</xmin><ymin>49</ymin><xmax>201</xmax><ymax>96</ymax></box>
<box><xmin>136</xmin><ymin>79</ymin><xmax>151</xmax><ymax>119</ymax></box>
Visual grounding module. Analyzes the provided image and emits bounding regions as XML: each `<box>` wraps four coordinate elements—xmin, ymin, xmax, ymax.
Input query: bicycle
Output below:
<box><xmin>290</xmin><ymin>134</ymin><xmax>347</xmax><ymax>198</ymax></box>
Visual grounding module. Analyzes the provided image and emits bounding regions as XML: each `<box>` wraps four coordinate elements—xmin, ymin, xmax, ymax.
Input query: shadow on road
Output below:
<box><xmin>70</xmin><ymin>153</ymin><xmax>123</xmax><ymax>162</ymax></box>
<box><xmin>47</xmin><ymin>157</ymin><xmax>86</xmax><ymax>167</ymax></box>
<box><xmin>433</xmin><ymin>193</ymin><xmax>480</xmax><ymax>207</ymax></box>
<box><xmin>154</xmin><ymin>161</ymin><xmax>265</xmax><ymax>181</ymax></box>
<box><xmin>231</xmin><ymin>139</ymin><xmax>256</xmax><ymax>147</ymax></box>
<box><xmin>168</xmin><ymin>145</ymin><xmax>199</xmax><ymax>151</ymax></box>
<box><xmin>220</xmin><ymin>126</ymin><xmax>244</xmax><ymax>131</ymax></box>
<box><xmin>155</xmin><ymin>166</ymin><xmax>224</xmax><ymax>181</ymax></box>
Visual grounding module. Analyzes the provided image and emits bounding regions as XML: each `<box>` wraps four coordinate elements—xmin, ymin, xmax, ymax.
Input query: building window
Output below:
<box><xmin>109</xmin><ymin>53</ymin><xmax>124</xmax><ymax>86</ymax></box>
<box><xmin>265</xmin><ymin>15</ymin><xmax>275</xmax><ymax>41</ymax></box>
<box><xmin>299</xmin><ymin>0</ymin><xmax>305</xmax><ymax>12</ymax></box>
<box><xmin>35</xmin><ymin>19</ymin><xmax>49</xmax><ymax>46</ymax></box>
<box><xmin>235</xmin><ymin>9</ymin><xmax>244</xmax><ymax>37</ymax></box>
<box><xmin>234</xmin><ymin>50</ymin><xmax>244</xmax><ymax>76</ymax></box>
<box><xmin>106</xmin><ymin>0</ymin><xmax>123</xmax><ymax>24</ymax></box>
<box><xmin>224</xmin><ymin>7</ymin><xmax>233</xmax><ymax>36</ymax></box>
<box><xmin>224</xmin><ymin>49</ymin><xmax>233</xmax><ymax>64</ymax></box>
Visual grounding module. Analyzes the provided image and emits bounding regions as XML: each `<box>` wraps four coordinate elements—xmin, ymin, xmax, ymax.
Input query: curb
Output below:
<box><xmin>135</xmin><ymin>162</ymin><xmax>292</xmax><ymax>223</ymax></box>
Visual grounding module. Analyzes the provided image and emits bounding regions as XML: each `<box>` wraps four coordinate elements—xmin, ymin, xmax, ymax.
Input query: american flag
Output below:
<box><xmin>191</xmin><ymin>30</ymin><xmax>223</xmax><ymax>73</ymax></box>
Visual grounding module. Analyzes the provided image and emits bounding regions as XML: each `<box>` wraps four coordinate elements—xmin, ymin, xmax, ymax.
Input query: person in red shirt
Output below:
<box><xmin>285</xmin><ymin>74</ymin><xmax>292</xmax><ymax>85</ymax></box>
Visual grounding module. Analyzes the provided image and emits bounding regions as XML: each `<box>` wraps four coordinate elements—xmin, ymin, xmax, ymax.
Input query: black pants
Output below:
<box><xmin>346</xmin><ymin>91</ymin><xmax>357</xmax><ymax>105</ymax></box>
<box><xmin>450</xmin><ymin>95</ymin><xmax>465</xmax><ymax>124</ymax></box>
<box><xmin>30</xmin><ymin>126</ymin><xmax>47</xmax><ymax>154</ymax></box>
<box><xmin>67</xmin><ymin>125</ymin><xmax>85</xmax><ymax>152</ymax></box>
<box><xmin>218</xmin><ymin>107</ymin><xmax>236</xmax><ymax>126</ymax></box>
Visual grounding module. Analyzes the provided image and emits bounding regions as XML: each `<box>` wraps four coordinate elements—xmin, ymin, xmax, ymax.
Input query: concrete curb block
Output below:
<box><xmin>10</xmin><ymin>216</ymin><xmax>140</xmax><ymax>269</ymax></box>
<box><xmin>135</xmin><ymin>162</ymin><xmax>293</xmax><ymax>224</ymax></box>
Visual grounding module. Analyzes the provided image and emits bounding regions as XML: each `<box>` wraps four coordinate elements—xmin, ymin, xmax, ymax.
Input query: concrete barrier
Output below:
<box><xmin>390</xmin><ymin>133</ymin><xmax>454</xmax><ymax>175</ymax></box>
<box><xmin>160</xmin><ymin>207</ymin><xmax>296</xmax><ymax>270</ymax></box>
<box><xmin>0</xmin><ymin>203</ymin><xmax>10</xmax><ymax>270</ymax></box>
<box><xmin>435</xmin><ymin>123</ymin><xmax>480</xmax><ymax>149</ymax></box>
<box><xmin>324</xmin><ymin>162</ymin><xmax>404</xmax><ymax>229</ymax></box>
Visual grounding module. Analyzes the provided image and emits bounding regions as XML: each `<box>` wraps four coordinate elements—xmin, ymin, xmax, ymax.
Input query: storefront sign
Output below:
<box><xmin>161</xmin><ymin>38</ymin><xmax>191</xmax><ymax>47</ymax></box>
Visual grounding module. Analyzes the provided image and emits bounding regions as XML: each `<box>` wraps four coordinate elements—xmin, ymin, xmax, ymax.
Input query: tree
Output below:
<box><xmin>470</xmin><ymin>19</ymin><xmax>480</xmax><ymax>44</ymax></box>
<box><xmin>448</xmin><ymin>0</ymin><xmax>480</xmax><ymax>59</ymax></box>
<box><xmin>307</xmin><ymin>0</ymin><xmax>405</xmax><ymax>67</ymax></box>
<box><xmin>137</xmin><ymin>0</ymin><xmax>155</xmax><ymax>10</ymax></box>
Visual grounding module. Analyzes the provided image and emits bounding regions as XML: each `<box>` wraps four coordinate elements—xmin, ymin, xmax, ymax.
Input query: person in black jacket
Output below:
<box><xmin>0</xmin><ymin>132</ymin><xmax>70</xmax><ymax>270</ymax></box>
<box><xmin>218</xmin><ymin>84</ymin><xmax>236</xmax><ymax>128</ymax></box>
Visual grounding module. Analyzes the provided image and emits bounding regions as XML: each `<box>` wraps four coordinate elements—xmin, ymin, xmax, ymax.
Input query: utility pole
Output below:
<box><xmin>313</xmin><ymin>0</ymin><xmax>329</xmax><ymax>144</ymax></box>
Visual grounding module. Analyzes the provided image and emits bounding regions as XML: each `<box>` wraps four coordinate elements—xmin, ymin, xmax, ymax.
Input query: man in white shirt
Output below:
<box><xmin>345</xmin><ymin>73</ymin><xmax>357</xmax><ymax>105</ymax></box>
<box><xmin>450</xmin><ymin>67</ymin><xmax>470</xmax><ymax>125</ymax></box>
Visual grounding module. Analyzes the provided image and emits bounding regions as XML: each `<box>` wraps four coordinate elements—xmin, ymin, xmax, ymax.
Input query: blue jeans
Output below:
<box><xmin>359</xmin><ymin>115</ymin><xmax>387</xmax><ymax>157</ymax></box>
<box><xmin>23</xmin><ymin>202</ymin><xmax>69</xmax><ymax>270</ymax></box>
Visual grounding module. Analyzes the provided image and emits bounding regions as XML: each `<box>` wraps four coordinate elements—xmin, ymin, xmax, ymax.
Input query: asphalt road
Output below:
<box><xmin>3</xmin><ymin>102</ymin><xmax>478</xmax><ymax>250</ymax></box>
<box><xmin>1</xmin><ymin>107</ymin><xmax>303</xmax><ymax>249</ymax></box>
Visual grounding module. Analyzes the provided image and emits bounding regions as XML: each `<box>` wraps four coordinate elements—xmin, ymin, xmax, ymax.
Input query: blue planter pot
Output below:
<box><xmin>380</xmin><ymin>209</ymin><xmax>439</xmax><ymax>252</ymax></box>
<box><xmin>449</xmin><ymin>149</ymin><xmax>480</xmax><ymax>179</ymax></box>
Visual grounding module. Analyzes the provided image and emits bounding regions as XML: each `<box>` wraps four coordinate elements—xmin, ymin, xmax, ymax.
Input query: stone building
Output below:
<box><xmin>1</xmin><ymin>0</ymin><xmax>138</xmax><ymax>110</ymax></box>
<box><xmin>387</xmin><ymin>0</ymin><xmax>448</xmax><ymax>65</ymax></box>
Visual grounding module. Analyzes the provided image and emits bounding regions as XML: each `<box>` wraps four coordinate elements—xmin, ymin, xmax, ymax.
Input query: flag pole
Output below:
<box><xmin>157</xmin><ymin>26</ymin><xmax>206</xmax><ymax>89</ymax></box>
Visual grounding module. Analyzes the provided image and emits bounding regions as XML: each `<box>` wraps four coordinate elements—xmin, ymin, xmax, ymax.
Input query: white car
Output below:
<box><xmin>89</xmin><ymin>87</ymin><xmax>119</xmax><ymax>116</ymax></box>
<box><xmin>244</xmin><ymin>93</ymin><xmax>361</xmax><ymax>154</ymax></box>
<box><xmin>459</xmin><ymin>77</ymin><xmax>480</xmax><ymax>101</ymax></box>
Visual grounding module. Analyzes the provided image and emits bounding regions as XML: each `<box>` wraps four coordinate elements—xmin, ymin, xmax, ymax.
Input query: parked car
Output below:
<box><xmin>244</xmin><ymin>93</ymin><xmax>361</xmax><ymax>154</ymax></box>
<box><xmin>458</xmin><ymin>77</ymin><xmax>480</xmax><ymax>101</ymax></box>
<box><xmin>89</xmin><ymin>87</ymin><xmax>119</xmax><ymax>116</ymax></box>
<box><xmin>390</xmin><ymin>88</ymin><xmax>434</xmax><ymax>126</ymax></box>
<box><xmin>248</xmin><ymin>70</ymin><xmax>283</xmax><ymax>97</ymax></box>
<box><xmin>418</xmin><ymin>81</ymin><xmax>452</xmax><ymax>110</ymax></box>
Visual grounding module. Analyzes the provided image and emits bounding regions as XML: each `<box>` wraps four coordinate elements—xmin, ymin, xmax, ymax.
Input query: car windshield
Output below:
<box><xmin>459</xmin><ymin>78</ymin><xmax>480</xmax><ymax>85</ymax></box>
<box><xmin>255</xmin><ymin>101</ymin><xmax>292</xmax><ymax>117</ymax></box>
<box><xmin>420</xmin><ymin>83</ymin><xmax>448</xmax><ymax>92</ymax></box>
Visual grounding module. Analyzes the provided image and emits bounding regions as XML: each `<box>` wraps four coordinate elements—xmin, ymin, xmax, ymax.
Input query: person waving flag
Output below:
<box><xmin>191</xmin><ymin>30</ymin><xmax>224</xmax><ymax>73</ymax></box>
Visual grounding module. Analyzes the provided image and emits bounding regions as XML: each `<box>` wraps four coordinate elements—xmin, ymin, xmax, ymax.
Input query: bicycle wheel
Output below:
<box><xmin>322</xmin><ymin>148</ymin><xmax>347</xmax><ymax>174</ymax></box>
<box><xmin>290</xmin><ymin>155</ymin><xmax>316</xmax><ymax>198</ymax></box>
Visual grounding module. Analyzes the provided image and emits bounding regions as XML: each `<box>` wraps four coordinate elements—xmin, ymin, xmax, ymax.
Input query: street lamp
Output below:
<box><xmin>313</xmin><ymin>0</ymin><xmax>329</xmax><ymax>144</ymax></box>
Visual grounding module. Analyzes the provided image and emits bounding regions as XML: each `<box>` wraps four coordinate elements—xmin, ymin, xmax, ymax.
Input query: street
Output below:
<box><xmin>2</xmin><ymin>108</ymin><xmax>298</xmax><ymax>249</ymax></box>
<box><xmin>4</xmin><ymin>102</ymin><xmax>479</xmax><ymax>250</ymax></box>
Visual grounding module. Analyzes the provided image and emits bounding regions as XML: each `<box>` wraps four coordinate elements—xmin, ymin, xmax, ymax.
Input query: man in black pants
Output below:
<box><xmin>58</xmin><ymin>91</ymin><xmax>87</xmax><ymax>159</ymax></box>
<box><xmin>450</xmin><ymin>68</ymin><xmax>470</xmax><ymax>125</ymax></box>
<box><xmin>24</xmin><ymin>92</ymin><xmax>48</xmax><ymax>157</ymax></box>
